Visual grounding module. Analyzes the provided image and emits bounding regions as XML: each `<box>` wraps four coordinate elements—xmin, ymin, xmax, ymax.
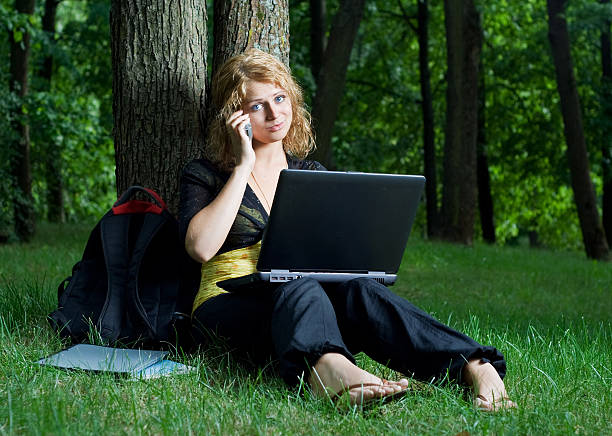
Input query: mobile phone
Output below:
<box><xmin>244</xmin><ymin>123</ymin><xmax>252</xmax><ymax>142</ymax></box>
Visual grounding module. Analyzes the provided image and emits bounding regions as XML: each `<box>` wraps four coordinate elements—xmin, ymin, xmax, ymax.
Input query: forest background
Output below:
<box><xmin>1</xmin><ymin>0</ymin><xmax>612</xmax><ymax>260</ymax></box>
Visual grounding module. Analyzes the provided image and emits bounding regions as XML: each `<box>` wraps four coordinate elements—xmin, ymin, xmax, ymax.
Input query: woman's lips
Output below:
<box><xmin>268</xmin><ymin>121</ymin><xmax>284</xmax><ymax>132</ymax></box>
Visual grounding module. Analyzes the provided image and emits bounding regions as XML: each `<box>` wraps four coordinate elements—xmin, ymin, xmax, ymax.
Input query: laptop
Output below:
<box><xmin>216</xmin><ymin>169</ymin><xmax>425</xmax><ymax>290</ymax></box>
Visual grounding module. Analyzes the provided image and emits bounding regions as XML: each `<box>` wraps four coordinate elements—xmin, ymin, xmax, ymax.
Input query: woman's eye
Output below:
<box><xmin>275</xmin><ymin>95</ymin><xmax>285</xmax><ymax>103</ymax></box>
<box><xmin>251</xmin><ymin>103</ymin><xmax>263</xmax><ymax>111</ymax></box>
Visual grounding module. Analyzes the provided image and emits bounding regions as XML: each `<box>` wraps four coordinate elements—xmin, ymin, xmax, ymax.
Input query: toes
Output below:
<box><xmin>347</xmin><ymin>386</ymin><xmax>382</xmax><ymax>404</ymax></box>
<box><xmin>474</xmin><ymin>394</ymin><xmax>517</xmax><ymax>412</ymax></box>
<box><xmin>474</xmin><ymin>395</ymin><xmax>493</xmax><ymax>411</ymax></box>
<box><xmin>382</xmin><ymin>378</ymin><xmax>409</xmax><ymax>393</ymax></box>
<box><xmin>337</xmin><ymin>379</ymin><xmax>410</xmax><ymax>407</ymax></box>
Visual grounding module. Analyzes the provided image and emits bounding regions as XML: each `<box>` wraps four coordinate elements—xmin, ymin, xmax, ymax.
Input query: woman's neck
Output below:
<box><xmin>253</xmin><ymin>140</ymin><xmax>286</xmax><ymax>168</ymax></box>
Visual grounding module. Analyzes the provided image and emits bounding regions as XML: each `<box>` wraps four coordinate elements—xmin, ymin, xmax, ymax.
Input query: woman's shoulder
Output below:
<box><xmin>182</xmin><ymin>157</ymin><xmax>230</xmax><ymax>179</ymax></box>
<box><xmin>287</xmin><ymin>155</ymin><xmax>327</xmax><ymax>171</ymax></box>
<box><xmin>182</xmin><ymin>157</ymin><xmax>222</xmax><ymax>176</ymax></box>
<box><xmin>184</xmin><ymin>155</ymin><xmax>327</xmax><ymax>177</ymax></box>
<box><xmin>181</xmin><ymin>157</ymin><xmax>229</xmax><ymax>190</ymax></box>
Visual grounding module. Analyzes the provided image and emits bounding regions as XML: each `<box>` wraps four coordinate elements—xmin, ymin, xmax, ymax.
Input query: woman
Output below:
<box><xmin>179</xmin><ymin>49</ymin><xmax>515</xmax><ymax>410</ymax></box>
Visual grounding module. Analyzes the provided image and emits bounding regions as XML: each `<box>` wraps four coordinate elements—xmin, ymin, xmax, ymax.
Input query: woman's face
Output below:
<box><xmin>242</xmin><ymin>81</ymin><xmax>292</xmax><ymax>145</ymax></box>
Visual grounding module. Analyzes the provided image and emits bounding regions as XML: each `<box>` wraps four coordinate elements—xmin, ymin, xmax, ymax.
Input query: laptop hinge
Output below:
<box><xmin>367</xmin><ymin>271</ymin><xmax>386</xmax><ymax>276</ymax></box>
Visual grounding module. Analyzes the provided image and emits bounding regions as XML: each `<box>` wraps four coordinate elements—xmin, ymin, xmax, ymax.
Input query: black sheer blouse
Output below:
<box><xmin>178</xmin><ymin>156</ymin><xmax>326</xmax><ymax>257</ymax></box>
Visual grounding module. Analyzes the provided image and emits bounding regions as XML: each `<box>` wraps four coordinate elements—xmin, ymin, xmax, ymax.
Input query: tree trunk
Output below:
<box><xmin>40</xmin><ymin>0</ymin><xmax>64</xmax><ymax>223</ymax></box>
<box><xmin>310</xmin><ymin>0</ymin><xmax>366</xmax><ymax>169</ymax></box>
<box><xmin>477</xmin><ymin>57</ymin><xmax>495</xmax><ymax>243</ymax></box>
<box><xmin>547</xmin><ymin>0</ymin><xmax>609</xmax><ymax>259</ymax></box>
<box><xmin>601</xmin><ymin>0</ymin><xmax>612</xmax><ymax>247</ymax></box>
<box><xmin>110</xmin><ymin>0</ymin><xmax>207</xmax><ymax>214</ymax></box>
<box><xmin>212</xmin><ymin>0</ymin><xmax>290</xmax><ymax>77</ymax></box>
<box><xmin>309</xmin><ymin>0</ymin><xmax>326</xmax><ymax>81</ymax></box>
<box><xmin>440</xmin><ymin>0</ymin><xmax>481</xmax><ymax>244</ymax></box>
<box><xmin>8</xmin><ymin>0</ymin><xmax>36</xmax><ymax>241</ymax></box>
<box><xmin>417</xmin><ymin>0</ymin><xmax>439</xmax><ymax>239</ymax></box>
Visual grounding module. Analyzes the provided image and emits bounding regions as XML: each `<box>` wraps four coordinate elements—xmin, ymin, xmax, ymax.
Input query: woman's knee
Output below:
<box><xmin>328</xmin><ymin>277</ymin><xmax>411</xmax><ymax>322</ymax></box>
<box><xmin>339</xmin><ymin>277</ymin><xmax>393</xmax><ymax>301</ymax></box>
<box><xmin>271</xmin><ymin>277</ymin><xmax>336</xmax><ymax>326</ymax></box>
<box><xmin>274</xmin><ymin>277</ymin><xmax>326</xmax><ymax>303</ymax></box>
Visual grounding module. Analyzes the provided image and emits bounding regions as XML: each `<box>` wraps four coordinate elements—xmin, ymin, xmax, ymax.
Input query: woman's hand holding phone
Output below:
<box><xmin>244</xmin><ymin>123</ymin><xmax>252</xmax><ymax>142</ymax></box>
<box><xmin>227</xmin><ymin>110</ymin><xmax>255</xmax><ymax>171</ymax></box>
<box><xmin>187</xmin><ymin>110</ymin><xmax>254</xmax><ymax>263</ymax></box>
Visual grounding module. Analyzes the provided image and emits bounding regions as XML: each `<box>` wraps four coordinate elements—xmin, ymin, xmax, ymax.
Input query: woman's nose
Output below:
<box><xmin>266</xmin><ymin>103</ymin><xmax>278</xmax><ymax>120</ymax></box>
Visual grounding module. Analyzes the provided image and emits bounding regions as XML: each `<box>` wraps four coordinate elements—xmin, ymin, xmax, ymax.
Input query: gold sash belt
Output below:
<box><xmin>192</xmin><ymin>241</ymin><xmax>261</xmax><ymax>313</ymax></box>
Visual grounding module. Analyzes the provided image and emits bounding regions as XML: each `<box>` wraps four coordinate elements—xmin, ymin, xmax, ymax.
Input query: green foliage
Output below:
<box><xmin>1</xmin><ymin>0</ymin><xmax>609</xmax><ymax>249</ymax></box>
<box><xmin>321</xmin><ymin>1</ymin><xmax>443</xmax><ymax>176</ymax></box>
<box><xmin>481</xmin><ymin>0</ymin><xmax>610</xmax><ymax>248</ymax></box>
<box><xmin>291</xmin><ymin>0</ymin><xmax>610</xmax><ymax>251</ymax></box>
<box><xmin>27</xmin><ymin>90</ymin><xmax>115</xmax><ymax>220</ymax></box>
<box><xmin>0</xmin><ymin>0</ymin><xmax>114</xmax><ymax>239</ymax></box>
<box><xmin>481</xmin><ymin>1</ymin><xmax>568</xmax><ymax>246</ymax></box>
<box><xmin>0</xmin><ymin>86</ymin><xmax>15</xmax><ymax>238</ymax></box>
<box><xmin>0</xmin><ymin>1</ymin><xmax>37</xmax><ymax>37</ymax></box>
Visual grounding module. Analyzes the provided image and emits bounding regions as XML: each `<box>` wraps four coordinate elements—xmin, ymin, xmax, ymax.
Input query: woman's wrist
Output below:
<box><xmin>233</xmin><ymin>161</ymin><xmax>254</xmax><ymax>179</ymax></box>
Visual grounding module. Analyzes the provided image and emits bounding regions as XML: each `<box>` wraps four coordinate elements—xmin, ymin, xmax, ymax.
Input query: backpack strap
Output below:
<box><xmin>97</xmin><ymin>214</ymin><xmax>131</xmax><ymax>342</ymax></box>
<box><xmin>126</xmin><ymin>212</ymin><xmax>169</xmax><ymax>340</ymax></box>
<box><xmin>56</xmin><ymin>260</ymin><xmax>82</xmax><ymax>300</ymax></box>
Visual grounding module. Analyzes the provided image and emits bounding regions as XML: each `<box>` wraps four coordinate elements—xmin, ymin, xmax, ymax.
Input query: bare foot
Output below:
<box><xmin>463</xmin><ymin>359</ymin><xmax>517</xmax><ymax>411</ymax></box>
<box><xmin>308</xmin><ymin>353</ymin><xmax>408</xmax><ymax>406</ymax></box>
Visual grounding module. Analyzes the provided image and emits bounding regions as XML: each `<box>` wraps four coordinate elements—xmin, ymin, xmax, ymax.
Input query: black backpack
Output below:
<box><xmin>48</xmin><ymin>186</ymin><xmax>199</xmax><ymax>349</ymax></box>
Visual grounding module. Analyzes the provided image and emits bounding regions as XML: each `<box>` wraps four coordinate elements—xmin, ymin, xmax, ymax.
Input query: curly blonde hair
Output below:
<box><xmin>206</xmin><ymin>49</ymin><xmax>315</xmax><ymax>171</ymax></box>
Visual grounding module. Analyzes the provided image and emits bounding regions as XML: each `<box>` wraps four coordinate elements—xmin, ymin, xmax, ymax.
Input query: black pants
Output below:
<box><xmin>192</xmin><ymin>277</ymin><xmax>506</xmax><ymax>386</ymax></box>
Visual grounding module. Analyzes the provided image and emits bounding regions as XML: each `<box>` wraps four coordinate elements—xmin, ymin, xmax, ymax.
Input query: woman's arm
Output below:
<box><xmin>185</xmin><ymin>110</ymin><xmax>254</xmax><ymax>263</ymax></box>
<box><xmin>185</xmin><ymin>164</ymin><xmax>251</xmax><ymax>263</ymax></box>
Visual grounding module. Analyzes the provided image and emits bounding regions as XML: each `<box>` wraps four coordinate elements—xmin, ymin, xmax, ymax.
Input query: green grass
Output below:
<box><xmin>1</xmin><ymin>223</ymin><xmax>611</xmax><ymax>435</ymax></box>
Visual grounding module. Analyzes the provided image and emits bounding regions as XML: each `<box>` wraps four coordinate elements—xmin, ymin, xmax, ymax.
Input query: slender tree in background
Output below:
<box><xmin>212</xmin><ymin>0</ymin><xmax>290</xmax><ymax>76</ymax></box>
<box><xmin>477</xmin><ymin>57</ymin><xmax>496</xmax><ymax>243</ymax></box>
<box><xmin>309</xmin><ymin>0</ymin><xmax>326</xmax><ymax>81</ymax></box>
<box><xmin>601</xmin><ymin>0</ymin><xmax>612</xmax><ymax>246</ymax></box>
<box><xmin>383</xmin><ymin>0</ymin><xmax>440</xmax><ymax>238</ymax></box>
<box><xmin>39</xmin><ymin>0</ymin><xmax>64</xmax><ymax>223</ymax></box>
<box><xmin>8</xmin><ymin>0</ymin><xmax>36</xmax><ymax>241</ymax></box>
<box><xmin>310</xmin><ymin>0</ymin><xmax>366</xmax><ymax>169</ymax></box>
<box><xmin>546</xmin><ymin>0</ymin><xmax>609</xmax><ymax>259</ymax></box>
<box><xmin>416</xmin><ymin>0</ymin><xmax>440</xmax><ymax>238</ymax></box>
<box><xmin>440</xmin><ymin>0</ymin><xmax>482</xmax><ymax>244</ymax></box>
<box><xmin>110</xmin><ymin>0</ymin><xmax>207</xmax><ymax>213</ymax></box>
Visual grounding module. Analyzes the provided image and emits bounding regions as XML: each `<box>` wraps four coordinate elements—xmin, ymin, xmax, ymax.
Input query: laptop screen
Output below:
<box><xmin>257</xmin><ymin>170</ymin><xmax>425</xmax><ymax>274</ymax></box>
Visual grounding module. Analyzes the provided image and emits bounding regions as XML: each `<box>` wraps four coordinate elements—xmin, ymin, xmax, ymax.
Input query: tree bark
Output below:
<box><xmin>309</xmin><ymin>0</ymin><xmax>326</xmax><ymax>81</ymax></box>
<box><xmin>417</xmin><ymin>0</ymin><xmax>439</xmax><ymax>239</ymax></box>
<box><xmin>440</xmin><ymin>0</ymin><xmax>481</xmax><ymax>244</ymax></box>
<box><xmin>212</xmin><ymin>0</ymin><xmax>290</xmax><ymax>77</ymax></box>
<box><xmin>477</xmin><ymin>57</ymin><xmax>495</xmax><ymax>243</ymax></box>
<box><xmin>110</xmin><ymin>0</ymin><xmax>207</xmax><ymax>214</ymax></box>
<box><xmin>547</xmin><ymin>0</ymin><xmax>609</xmax><ymax>259</ymax></box>
<box><xmin>40</xmin><ymin>0</ymin><xmax>64</xmax><ymax>223</ymax></box>
<box><xmin>310</xmin><ymin>0</ymin><xmax>366</xmax><ymax>169</ymax></box>
<box><xmin>601</xmin><ymin>0</ymin><xmax>612</xmax><ymax>247</ymax></box>
<box><xmin>9</xmin><ymin>0</ymin><xmax>36</xmax><ymax>241</ymax></box>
